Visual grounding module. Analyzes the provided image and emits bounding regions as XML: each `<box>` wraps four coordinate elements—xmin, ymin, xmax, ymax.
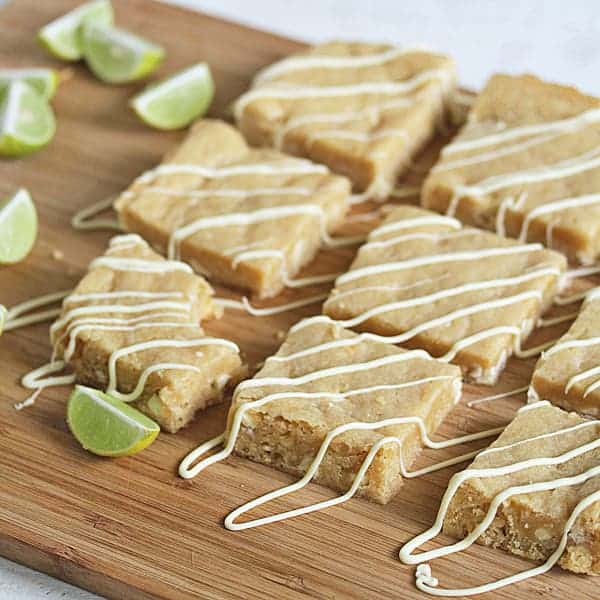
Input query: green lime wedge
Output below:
<box><xmin>67</xmin><ymin>385</ymin><xmax>160</xmax><ymax>457</ymax></box>
<box><xmin>0</xmin><ymin>305</ymin><xmax>7</xmax><ymax>335</ymax></box>
<box><xmin>0</xmin><ymin>81</ymin><xmax>56</xmax><ymax>157</ymax></box>
<box><xmin>0</xmin><ymin>68</ymin><xmax>59</xmax><ymax>101</ymax></box>
<box><xmin>0</xmin><ymin>189</ymin><xmax>38</xmax><ymax>264</ymax></box>
<box><xmin>131</xmin><ymin>62</ymin><xmax>214</xmax><ymax>130</ymax></box>
<box><xmin>81</xmin><ymin>22</ymin><xmax>164</xmax><ymax>84</ymax></box>
<box><xmin>38</xmin><ymin>0</ymin><xmax>114</xmax><ymax>61</ymax></box>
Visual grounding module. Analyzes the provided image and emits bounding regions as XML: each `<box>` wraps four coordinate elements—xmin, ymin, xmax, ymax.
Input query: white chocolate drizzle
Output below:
<box><xmin>398</xmin><ymin>400</ymin><xmax>600</xmax><ymax>596</ymax></box>
<box><xmin>4</xmin><ymin>289</ymin><xmax>72</xmax><ymax>332</ymax></box>
<box><xmin>254</xmin><ymin>46</ymin><xmax>427</xmax><ymax>84</ymax></box>
<box><xmin>71</xmin><ymin>195</ymin><xmax>121</xmax><ymax>231</ymax></box>
<box><xmin>442</xmin><ymin>108</ymin><xmax>600</xmax><ymax>157</ymax></box>
<box><xmin>466</xmin><ymin>385</ymin><xmax>529</xmax><ymax>408</ymax></box>
<box><xmin>234</xmin><ymin>69</ymin><xmax>451</xmax><ymax>122</ymax></box>
<box><xmin>214</xmin><ymin>292</ymin><xmax>328</xmax><ymax>317</ymax></box>
<box><xmin>336</xmin><ymin>243</ymin><xmax>543</xmax><ymax>285</ymax></box>
<box><xmin>390</xmin><ymin>185</ymin><xmax>421</xmax><ymax>200</ymax></box>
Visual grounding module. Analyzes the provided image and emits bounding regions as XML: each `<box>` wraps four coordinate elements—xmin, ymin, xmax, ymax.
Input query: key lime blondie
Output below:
<box><xmin>51</xmin><ymin>234</ymin><xmax>245</xmax><ymax>432</ymax></box>
<box><xmin>228</xmin><ymin>316</ymin><xmax>461</xmax><ymax>504</ymax></box>
<box><xmin>531</xmin><ymin>288</ymin><xmax>600</xmax><ymax>417</ymax></box>
<box><xmin>114</xmin><ymin>119</ymin><xmax>350</xmax><ymax>298</ymax></box>
<box><xmin>423</xmin><ymin>74</ymin><xmax>600</xmax><ymax>264</ymax></box>
<box><xmin>234</xmin><ymin>42</ymin><xmax>456</xmax><ymax>199</ymax></box>
<box><xmin>442</xmin><ymin>401</ymin><xmax>600</xmax><ymax>575</ymax></box>
<box><xmin>323</xmin><ymin>205</ymin><xmax>566</xmax><ymax>384</ymax></box>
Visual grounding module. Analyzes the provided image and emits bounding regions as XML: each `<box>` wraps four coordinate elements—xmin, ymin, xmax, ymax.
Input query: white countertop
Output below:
<box><xmin>2</xmin><ymin>0</ymin><xmax>599</xmax><ymax>598</ymax></box>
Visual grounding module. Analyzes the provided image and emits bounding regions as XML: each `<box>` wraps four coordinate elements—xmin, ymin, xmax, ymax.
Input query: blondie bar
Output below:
<box><xmin>443</xmin><ymin>401</ymin><xmax>600</xmax><ymax>575</ymax></box>
<box><xmin>531</xmin><ymin>288</ymin><xmax>600</xmax><ymax>417</ymax></box>
<box><xmin>114</xmin><ymin>120</ymin><xmax>350</xmax><ymax>298</ymax></box>
<box><xmin>423</xmin><ymin>74</ymin><xmax>600</xmax><ymax>264</ymax></box>
<box><xmin>228</xmin><ymin>316</ymin><xmax>461</xmax><ymax>504</ymax></box>
<box><xmin>234</xmin><ymin>42</ymin><xmax>456</xmax><ymax>199</ymax></box>
<box><xmin>323</xmin><ymin>205</ymin><xmax>566</xmax><ymax>384</ymax></box>
<box><xmin>51</xmin><ymin>234</ymin><xmax>245</xmax><ymax>433</ymax></box>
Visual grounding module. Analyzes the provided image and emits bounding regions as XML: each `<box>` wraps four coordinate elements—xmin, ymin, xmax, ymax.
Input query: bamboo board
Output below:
<box><xmin>0</xmin><ymin>1</ymin><xmax>598</xmax><ymax>598</ymax></box>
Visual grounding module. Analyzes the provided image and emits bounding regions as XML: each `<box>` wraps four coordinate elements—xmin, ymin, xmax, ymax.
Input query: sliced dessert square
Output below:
<box><xmin>51</xmin><ymin>234</ymin><xmax>246</xmax><ymax>433</ymax></box>
<box><xmin>323</xmin><ymin>205</ymin><xmax>566</xmax><ymax>384</ymax></box>
<box><xmin>229</xmin><ymin>316</ymin><xmax>462</xmax><ymax>504</ymax></box>
<box><xmin>234</xmin><ymin>42</ymin><xmax>456</xmax><ymax>199</ymax></box>
<box><xmin>531</xmin><ymin>288</ymin><xmax>600</xmax><ymax>417</ymax></box>
<box><xmin>442</xmin><ymin>401</ymin><xmax>600</xmax><ymax>575</ymax></box>
<box><xmin>114</xmin><ymin>119</ymin><xmax>350</xmax><ymax>298</ymax></box>
<box><xmin>423</xmin><ymin>74</ymin><xmax>600</xmax><ymax>264</ymax></box>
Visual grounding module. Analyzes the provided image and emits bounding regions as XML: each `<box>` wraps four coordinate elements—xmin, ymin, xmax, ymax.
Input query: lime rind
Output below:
<box><xmin>67</xmin><ymin>385</ymin><xmax>160</xmax><ymax>457</ymax></box>
<box><xmin>82</xmin><ymin>22</ymin><xmax>164</xmax><ymax>84</ymax></box>
<box><xmin>131</xmin><ymin>63</ymin><xmax>215</xmax><ymax>130</ymax></box>
<box><xmin>0</xmin><ymin>188</ymin><xmax>38</xmax><ymax>264</ymax></box>
<box><xmin>0</xmin><ymin>81</ymin><xmax>56</xmax><ymax>157</ymax></box>
<box><xmin>0</xmin><ymin>68</ymin><xmax>59</xmax><ymax>101</ymax></box>
<box><xmin>38</xmin><ymin>0</ymin><xmax>114</xmax><ymax>61</ymax></box>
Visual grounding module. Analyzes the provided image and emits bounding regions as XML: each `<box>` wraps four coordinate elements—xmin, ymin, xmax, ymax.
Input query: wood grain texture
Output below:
<box><xmin>0</xmin><ymin>1</ymin><xmax>598</xmax><ymax>598</ymax></box>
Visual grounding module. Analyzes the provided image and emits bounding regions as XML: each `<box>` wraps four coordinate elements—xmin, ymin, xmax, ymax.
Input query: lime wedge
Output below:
<box><xmin>0</xmin><ymin>189</ymin><xmax>38</xmax><ymax>264</ymax></box>
<box><xmin>38</xmin><ymin>0</ymin><xmax>114</xmax><ymax>61</ymax></box>
<box><xmin>0</xmin><ymin>305</ymin><xmax>7</xmax><ymax>335</ymax></box>
<box><xmin>82</xmin><ymin>23</ymin><xmax>164</xmax><ymax>84</ymax></box>
<box><xmin>67</xmin><ymin>385</ymin><xmax>160</xmax><ymax>457</ymax></box>
<box><xmin>0</xmin><ymin>81</ymin><xmax>56</xmax><ymax>157</ymax></box>
<box><xmin>131</xmin><ymin>63</ymin><xmax>214</xmax><ymax>130</ymax></box>
<box><xmin>0</xmin><ymin>69</ymin><xmax>59</xmax><ymax>101</ymax></box>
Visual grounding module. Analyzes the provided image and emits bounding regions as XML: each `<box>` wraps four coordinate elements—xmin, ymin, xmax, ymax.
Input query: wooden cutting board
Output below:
<box><xmin>0</xmin><ymin>1</ymin><xmax>598</xmax><ymax>598</ymax></box>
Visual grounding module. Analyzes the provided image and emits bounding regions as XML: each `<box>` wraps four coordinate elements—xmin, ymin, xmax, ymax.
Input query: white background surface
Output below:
<box><xmin>2</xmin><ymin>0</ymin><xmax>600</xmax><ymax>598</ymax></box>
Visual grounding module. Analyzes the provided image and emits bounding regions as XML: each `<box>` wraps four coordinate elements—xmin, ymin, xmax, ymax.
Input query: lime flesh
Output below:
<box><xmin>67</xmin><ymin>385</ymin><xmax>160</xmax><ymax>457</ymax></box>
<box><xmin>0</xmin><ymin>81</ymin><xmax>56</xmax><ymax>157</ymax></box>
<box><xmin>38</xmin><ymin>0</ymin><xmax>114</xmax><ymax>61</ymax></box>
<box><xmin>0</xmin><ymin>68</ymin><xmax>59</xmax><ymax>101</ymax></box>
<box><xmin>82</xmin><ymin>22</ymin><xmax>164</xmax><ymax>84</ymax></box>
<box><xmin>0</xmin><ymin>189</ymin><xmax>38</xmax><ymax>264</ymax></box>
<box><xmin>131</xmin><ymin>62</ymin><xmax>215</xmax><ymax>130</ymax></box>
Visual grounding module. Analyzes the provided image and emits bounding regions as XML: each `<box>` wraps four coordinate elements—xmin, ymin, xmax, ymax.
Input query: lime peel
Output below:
<box><xmin>82</xmin><ymin>22</ymin><xmax>164</xmax><ymax>84</ymax></box>
<box><xmin>0</xmin><ymin>68</ymin><xmax>59</xmax><ymax>100</ymax></box>
<box><xmin>0</xmin><ymin>188</ymin><xmax>38</xmax><ymax>264</ymax></box>
<box><xmin>0</xmin><ymin>81</ymin><xmax>56</xmax><ymax>157</ymax></box>
<box><xmin>131</xmin><ymin>62</ymin><xmax>214</xmax><ymax>130</ymax></box>
<box><xmin>38</xmin><ymin>0</ymin><xmax>114</xmax><ymax>61</ymax></box>
<box><xmin>67</xmin><ymin>385</ymin><xmax>160</xmax><ymax>457</ymax></box>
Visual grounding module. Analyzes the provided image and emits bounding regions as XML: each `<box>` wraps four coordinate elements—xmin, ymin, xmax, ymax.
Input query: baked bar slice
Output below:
<box><xmin>234</xmin><ymin>42</ymin><xmax>456</xmax><ymax>199</ymax></box>
<box><xmin>443</xmin><ymin>401</ymin><xmax>600</xmax><ymax>575</ymax></box>
<box><xmin>423</xmin><ymin>74</ymin><xmax>600</xmax><ymax>264</ymax></box>
<box><xmin>114</xmin><ymin>119</ymin><xmax>350</xmax><ymax>298</ymax></box>
<box><xmin>229</xmin><ymin>316</ymin><xmax>462</xmax><ymax>504</ymax></box>
<box><xmin>531</xmin><ymin>288</ymin><xmax>600</xmax><ymax>417</ymax></box>
<box><xmin>51</xmin><ymin>234</ymin><xmax>246</xmax><ymax>433</ymax></box>
<box><xmin>323</xmin><ymin>205</ymin><xmax>566</xmax><ymax>384</ymax></box>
